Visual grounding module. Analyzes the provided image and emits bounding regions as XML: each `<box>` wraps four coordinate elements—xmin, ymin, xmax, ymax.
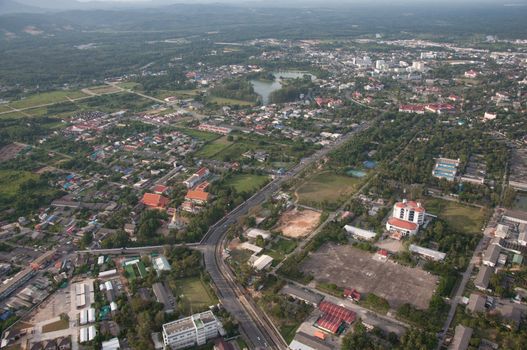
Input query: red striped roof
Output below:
<box><xmin>319</xmin><ymin>301</ymin><xmax>355</xmax><ymax>324</ymax></box>
<box><xmin>316</xmin><ymin>314</ymin><xmax>342</xmax><ymax>334</ymax></box>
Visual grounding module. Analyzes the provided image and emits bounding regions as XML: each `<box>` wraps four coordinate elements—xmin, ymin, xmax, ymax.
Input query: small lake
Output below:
<box><xmin>250</xmin><ymin>71</ymin><xmax>313</xmax><ymax>105</ymax></box>
<box><xmin>346</xmin><ymin>169</ymin><xmax>367</xmax><ymax>178</ymax></box>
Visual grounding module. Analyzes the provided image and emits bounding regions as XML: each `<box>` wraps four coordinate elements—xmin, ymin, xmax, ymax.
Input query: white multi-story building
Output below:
<box><xmin>162</xmin><ymin>311</ymin><xmax>220</xmax><ymax>349</ymax></box>
<box><xmin>386</xmin><ymin>200</ymin><xmax>425</xmax><ymax>237</ymax></box>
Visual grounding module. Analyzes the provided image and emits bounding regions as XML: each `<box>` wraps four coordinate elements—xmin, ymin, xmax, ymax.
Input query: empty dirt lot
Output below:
<box><xmin>277</xmin><ymin>208</ymin><xmax>321</xmax><ymax>238</ymax></box>
<box><xmin>301</xmin><ymin>243</ymin><xmax>438</xmax><ymax>309</ymax></box>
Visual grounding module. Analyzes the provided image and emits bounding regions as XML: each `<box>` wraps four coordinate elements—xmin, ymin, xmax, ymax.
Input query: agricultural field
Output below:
<box><xmin>424</xmin><ymin>198</ymin><xmax>486</xmax><ymax>234</ymax></box>
<box><xmin>208</xmin><ymin>96</ymin><xmax>256</xmax><ymax>106</ymax></box>
<box><xmin>173</xmin><ymin>277</ymin><xmax>217</xmax><ymax>313</ymax></box>
<box><xmin>296</xmin><ymin>171</ymin><xmax>363</xmax><ymax>209</ymax></box>
<box><xmin>225</xmin><ymin>174</ymin><xmax>269</xmax><ymax>193</ymax></box>
<box><xmin>7</xmin><ymin>90</ymin><xmax>89</xmax><ymax>110</ymax></box>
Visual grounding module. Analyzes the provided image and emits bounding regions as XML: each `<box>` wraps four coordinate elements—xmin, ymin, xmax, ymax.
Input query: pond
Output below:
<box><xmin>250</xmin><ymin>71</ymin><xmax>314</xmax><ymax>105</ymax></box>
<box><xmin>346</xmin><ymin>169</ymin><xmax>367</xmax><ymax>178</ymax></box>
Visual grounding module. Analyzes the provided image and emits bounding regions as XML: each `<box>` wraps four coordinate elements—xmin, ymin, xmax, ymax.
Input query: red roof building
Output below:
<box><xmin>185</xmin><ymin>190</ymin><xmax>210</xmax><ymax>204</ymax></box>
<box><xmin>318</xmin><ymin>301</ymin><xmax>356</xmax><ymax>324</ymax></box>
<box><xmin>141</xmin><ymin>193</ymin><xmax>169</xmax><ymax>210</ymax></box>
<box><xmin>153</xmin><ymin>184</ymin><xmax>169</xmax><ymax>195</ymax></box>
<box><xmin>316</xmin><ymin>314</ymin><xmax>343</xmax><ymax>334</ymax></box>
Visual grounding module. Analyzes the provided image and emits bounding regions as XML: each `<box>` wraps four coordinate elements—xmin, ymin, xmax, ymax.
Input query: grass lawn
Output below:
<box><xmin>195</xmin><ymin>136</ymin><xmax>233</xmax><ymax>158</ymax></box>
<box><xmin>8</xmin><ymin>90</ymin><xmax>88</xmax><ymax>110</ymax></box>
<box><xmin>280</xmin><ymin>323</ymin><xmax>301</xmax><ymax>344</ymax></box>
<box><xmin>296</xmin><ymin>171</ymin><xmax>363</xmax><ymax>208</ymax></box>
<box><xmin>266</xmin><ymin>237</ymin><xmax>297</xmax><ymax>264</ymax></box>
<box><xmin>0</xmin><ymin>170</ymin><xmax>38</xmax><ymax>198</ymax></box>
<box><xmin>178</xmin><ymin>128</ymin><xmax>221</xmax><ymax>142</ymax></box>
<box><xmin>424</xmin><ymin>198</ymin><xmax>486</xmax><ymax>234</ymax></box>
<box><xmin>173</xmin><ymin>277</ymin><xmax>217</xmax><ymax>313</ymax></box>
<box><xmin>209</xmin><ymin>96</ymin><xmax>255</xmax><ymax>106</ymax></box>
<box><xmin>225</xmin><ymin>174</ymin><xmax>269</xmax><ymax>193</ymax></box>
<box><xmin>117</xmin><ymin>82</ymin><xmax>140</xmax><ymax>90</ymax></box>
<box><xmin>42</xmin><ymin>319</ymin><xmax>69</xmax><ymax>333</ymax></box>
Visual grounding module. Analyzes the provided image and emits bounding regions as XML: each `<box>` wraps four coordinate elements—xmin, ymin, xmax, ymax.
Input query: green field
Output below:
<box><xmin>173</xmin><ymin>277</ymin><xmax>217</xmax><ymax>314</ymax></box>
<box><xmin>209</xmin><ymin>96</ymin><xmax>255</xmax><ymax>106</ymax></box>
<box><xmin>178</xmin><ymin>128</ymin><xmax>221</xmax><ymax>142</ymax></box>
<box><xmin>225</xmin><ymin>174</ymin><xmax>269</xmax><ymax>193</ymax></box>
<box><xmin>8</xmin><ymin>90</ymin><xmax>89</xmax><ymax>110</ymax></box>
<box><xmin>425</xmin><ymin>198</ymin><xmax>486</xmax><ymax>234</ymax></box>
<box><xmin>195</xmin><ymin>136</ymin><xmax>233</xmax><ymax>158</ymax></box>
<box><xmin>296</xmin><ymin>171</ymin><xmax>363</xmax><ymax>208</ymax></box>
<box><xmin>0</xmin><ymin>170</ymin><xmax>38</xmax><ymax>198</ymax></box>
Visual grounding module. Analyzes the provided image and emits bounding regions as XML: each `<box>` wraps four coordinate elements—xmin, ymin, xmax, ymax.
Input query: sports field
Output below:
<box><xmin>173</xmin><ymin>277</ymin><xmax>217</xmax><ymax>313</ymax></box>
<box><xmin>424</xmin><ymin>198</ymin><xmax>486</xmax><ymax>234</ymax></box>
<box><xmin>296</xmin><ymin>171</ymin><xmax>363</xmax><ymax>208</ymax></box>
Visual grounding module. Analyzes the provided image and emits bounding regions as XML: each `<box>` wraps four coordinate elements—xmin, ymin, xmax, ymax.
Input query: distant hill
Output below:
<box><xmin>0</xmin><ymin>0</ymin><xmax>42</xmax><ymax>14</ymax></box>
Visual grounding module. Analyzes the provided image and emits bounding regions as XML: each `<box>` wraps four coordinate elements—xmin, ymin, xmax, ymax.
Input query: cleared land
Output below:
<box><xmin>277</xmin><ymin>208</ymin><xmax>321</xmax><ymax>238</ymax></box>
<box><xmin>0</xmin><ymin>143</ymin><xmax>27</xmax><ymax>162</ymax></box>
<box><xmin>425</xmin><ymin>198</ymin><xmax>486</xmax><ymax>234</ymax></box>
<box><xmin>301</xmin><ymin>243</ymin><xmax>438</xmax><ymax>309</ymax></box>
<box><xmin>266</xmin><ymin>237</ymin><xmax>298</xmax><ymax>263</ymax></box>
<box><xmin>296</xmin><ymin>171</ymin><xmax>363</xmax><ymax>208</ymax></box>
<box><xmin>226</xmin><ymin>174</ymin><xmax>269</xmax><ymax>193</ymax></box>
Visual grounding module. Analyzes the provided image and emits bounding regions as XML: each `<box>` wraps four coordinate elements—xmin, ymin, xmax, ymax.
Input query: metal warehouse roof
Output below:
<box><xmin>315</xmin><ymin>314</ymin><xmax>342</xmax><ymax>334</ymax></box>
<box><xmin>318</xmin><ymin>301</ymin><xmax>355</xmax><ymax>324</ymax></box>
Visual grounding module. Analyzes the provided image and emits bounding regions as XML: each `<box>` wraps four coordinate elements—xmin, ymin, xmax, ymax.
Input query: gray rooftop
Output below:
<box><xmin>474</xmin><ymin>266</ymin><xmax>494</xmax><ymax>290</ymax></box>
<box><xmin>289</xmin><ymin>332</ymin><xmax>333</xmax><ymax>350</ymax></box>
<box><xmin>281</xmin><ymin>284</ymin><xmax>324</xmax><ymax>306</ymax></box>
<box><xmin>449</xmin><ymin>325</ymin><xmax>473</xmax><ymax>350</ymax></box>
<box><xmin>466</xmin><ymin>293</ymin><xmax>486</xmax><ymax>313</ymax></box>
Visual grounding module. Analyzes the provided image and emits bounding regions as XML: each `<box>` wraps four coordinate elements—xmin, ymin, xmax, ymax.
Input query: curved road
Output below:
<box><xmin>200</xmin><ymin>122</ymin><xmax>371</xmax><ymax>349</ymax></box>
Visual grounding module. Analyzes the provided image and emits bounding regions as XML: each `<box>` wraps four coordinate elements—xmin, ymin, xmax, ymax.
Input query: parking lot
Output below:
<box><xmin>301</xmin><ymin>243</ymin><xmax>438</xmax><ymax>309</ymax></box>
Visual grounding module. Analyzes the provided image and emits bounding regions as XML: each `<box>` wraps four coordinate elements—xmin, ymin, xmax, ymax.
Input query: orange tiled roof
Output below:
<box><xmin>388</xmin><ymin>217</ymin><xmax>418</xmax><ymax>231</ymax></box>
<box><xmin>142</xmin><ymin>193</ymin><xmax>169</xmax><ymax>208</ymax></box>
<box><xmin>185</xmin><ymin>190</ymin><xmax>210</xmax><ymax>202</ymax></box>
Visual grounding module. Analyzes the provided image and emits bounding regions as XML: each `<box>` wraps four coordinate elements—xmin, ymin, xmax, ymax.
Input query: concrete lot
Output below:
<box><xmin>301</xmin><ymin>243</ymin><xmax>438</xmax><ymax>309</ymax></box>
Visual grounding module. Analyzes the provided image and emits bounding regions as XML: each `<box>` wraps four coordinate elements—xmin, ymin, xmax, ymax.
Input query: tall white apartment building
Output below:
<box><xmin>162</xmin><ymin>311</ymin><xmax>220</xmax><ymax>349</ymax></box>
<box><xmin>386</xmin><ymin>199</ymin><xmax>426</xmax><ymax>236</ymax></box>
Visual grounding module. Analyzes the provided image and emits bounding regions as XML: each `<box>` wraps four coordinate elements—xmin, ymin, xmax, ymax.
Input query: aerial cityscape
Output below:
<box><xmin>0</xmin><ymin>0</ymin><xmax>526</xmax><ymax>349</ymax></box>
